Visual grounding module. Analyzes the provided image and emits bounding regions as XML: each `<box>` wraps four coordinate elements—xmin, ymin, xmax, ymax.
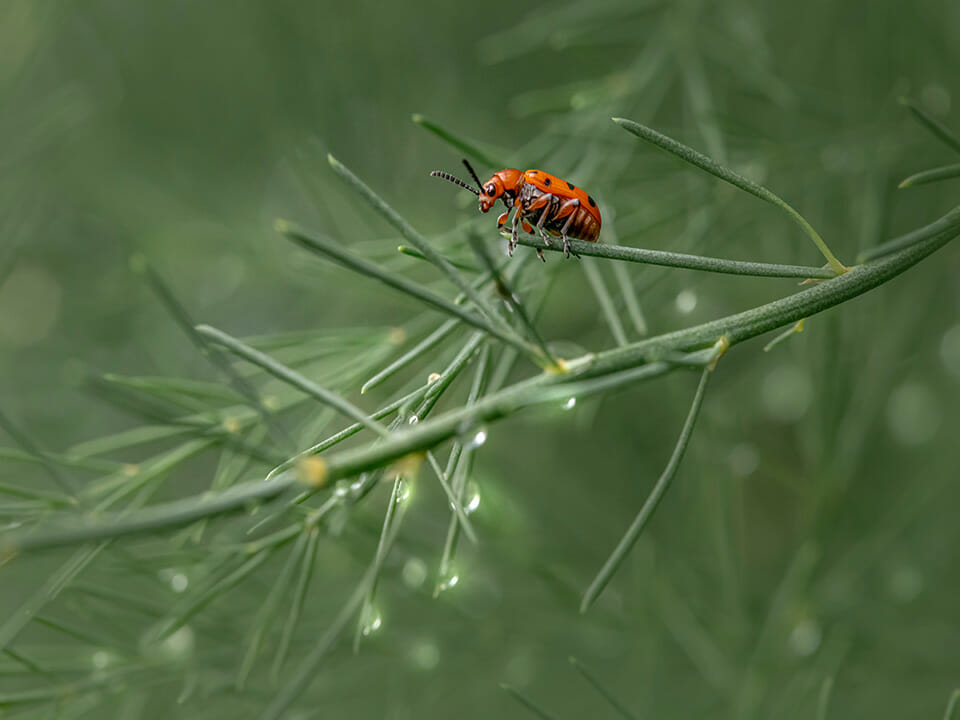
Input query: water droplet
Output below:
<box><xmin>333</xmin><ymin>480</ymin><xmax>351</xmax><ymax>498</ymax></box>
<box><xmin>728</xmin><ymin>443</ymin><xmax>759</xmax><ymax>478</ymax></box>
<box><xmin>170</xmin><ymin>573</ymin><xmax>189</xmax><ymax>593</ymax></box>
<box><xmin>427</xmin><ymin>372</ymin><xmax>441</xmax><ymax>384</ymax></box>
<box><xmin>407</xmin><ymin>414</ymin><xmax>419</xmax><ymax>425</ymax></box>
<box><xmin>789</xmin><ymin>618</ymin><xmax>822</xmax><ymax>656</ymax></box>
<box><xmin>466</xmin><ymin>428</ymin><xmax>487</xmax><ymax>449</ymax></box>
<box><xmin>563</xmin><ymin>397</ymin><xmax>577</xmax><ymax>411</ymax></box>
<box><xmin>91</xmin><ymin>650</ymin><xmax>111</xmax><ymax>669</ymax></box>
<box><xmin>396</xmin><ymin>478</ymin><xmax>411</xmax><ymax>503</ymax></box>
<box><xmin>163</xmin><ymin>626</ymin><xmax>195</xmax><ymax>658</ymax></box>
<box><xmin>409</xmin><ymin>639</ymin><xmax>440</xmax><ymax>670</ymax></box>
<box><xmin>886</xmin><ymin>382</ymin><xmax>940</xmax><ymax>446</ymax></box>
<box><xmin>402</xmin><ymin>558</ymin><xmax>428</xmax><ymax>589</ymax></box>
<box><xmin>675</xmin><ymin>289</ymin><xmax>697</xmax><ymax>314</ymax></box>
<box><xmin>360</xmin><ymin>606</ymin><xmax>382</xmax><ymax>636</ymax></box>
<box><xmin>436</xmin><ymin>572</ymin><xmax>459</xmax><ymax>594</ymax></box>
<box><xmin>762</xmin><ymin>365</ymin><xmax>812</xmax><ymax>422</ymax></box>
<box><xmin>464</xmin><ymin>481</ymin><xmax>481</xmax><ymax>514</ymax></box>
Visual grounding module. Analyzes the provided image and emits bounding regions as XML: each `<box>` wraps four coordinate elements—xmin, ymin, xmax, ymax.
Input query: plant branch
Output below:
<box><xmin>278</xmin><ymin>220</ymin><xmax>542</xmax><ymax>363</ymax></box>
<box><xmin>195</xmin><ymin>325</ymin><xmax>388</xmax><ymax>439</ymax></box>
<box><xmin>898</xmin><ymin>163</ymin><xmax>960</xmax><ymax>188</ymax></box>
<box><xmin>612</xmin><ymin>117</ymin><xmax>849</xmax><ymax>274</ymax></box>
<box><xmin>580</xmin><ymin>366</ymin><xmax>711</xmax><ymax>612</ymax></box>
<box><xmin>5</xmin><ymin>206</ymin><xmax>958</xmax><ymax>554</ymax></box>
<box><xmin>327</xmin><ymin>155</ymin><xmax>524</xmax><ymax>345</ymax></box>
<box><xmin>411</xmin><ymin>114</ymin><xmax>507</xmax><ymax>169</ymax></box>
<box><xmin>512</xmin><ymin>235</ymin><xmax>836</xmax><ymax>279</ymax></box>
<box><xmin>899</xmin><ymin>97</ymin><xmax>960</xmax><ymax>155</ymax></box>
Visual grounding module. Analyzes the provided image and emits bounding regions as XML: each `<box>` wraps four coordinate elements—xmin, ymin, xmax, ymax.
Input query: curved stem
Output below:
<box><xmin>580</xmin><ymin>367</ymin><xmax>711</xmax><ymax>612</ymax></box>
<box><xmin>513</xmin><ymin>235</ymin><xmax>836</xmax><ymax>279</ymax></box>
<box><xmin>613</xmin><ymin>118</ymin><xmax>849</xmax><ymax>275</ymax></box>
<box><xmin>5</xmin><ymin>207</ymin><xmax>958</xmax><ymax>554</ymax></box>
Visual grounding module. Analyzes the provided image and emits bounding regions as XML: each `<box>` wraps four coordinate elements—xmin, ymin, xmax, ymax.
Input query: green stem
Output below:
<box><xmin>568</xmin><ymin>656</ymin><xmax>638</xmax><ymax>720</ymax></box>
<box><xmin>397</xmin><ymin>245</ymin><xmax>479</xmax><ymax>272</ymax></box>
<box><xmin>499</xmin><ymin>684</ymin><xmax>561</xmax><ymax>720</ymax></box>
<box><xmin>411</xmin><ymin>113</ymin><xmax>507</xmax><ymax>169</ymax></box>
<box><xmin>6</xmin><ymin>207</ymin><xmax>957</xmax><ymax>554</ymax></box>
<box><xmin>466</xmin><ymin>232</ymin><xmax>558</xmax><ymax>364</ymax></box>
<box><xmin>361</xmin><ymin>319</ymin><xmax>460</xmax><ymax>393</ymax></box>
<box><xmin>278</xmin><ymin>220</ymin><xmax>541</xmax><ymax>362</ymax></box>
<box><xmin>581</xmin><ymin>257</ymin><xmax>628</xmax><ymax>346</ymax></box>
<box><xmin>898</xmin><ymin>163</ymin><xmax>960</xmax><ymax>188</ymax></box>
<box><xmin>513</xmin><ymin>234</ymin><xmax>836</xmax><ymax>278</ymax></box>
<box><xmin>580</xmin><ymin>367</ymin><xmax>711</xmax><ymax>612</ymax></box>
<box><xmin>196</xmin><ymin>325</ymin><xmax>388</xmax><ymax>438</ymax></box>
<box><xmin>944</xmin><ymin>688</ymin><xmax>960</xmax><ymax>720</ymax></box>
<box><xmin>899</xmin><ymin>97</ymin><xmax>960</xmax><ymax>155</ymax></box>
<box><xmin>0</xmin><ymin>407</ymin><xmax>76</xmax><ymax>499</ymax></box>
<box><xmin>613</xmin><ymin>117</ymin><xmax>849</xmax><ymax>275</ymax></box>
<box><xmin>858</xmin><ymin>206</ymin><xmax>960</xmax><ymax>264</ymax></box>
<box><xmin>327</xmin><ymin>155</ymin><xmax>522</xmax><ymax>343</ymax></box>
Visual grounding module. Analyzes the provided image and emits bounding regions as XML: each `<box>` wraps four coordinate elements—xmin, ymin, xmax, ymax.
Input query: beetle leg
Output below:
<box><xmin>510</xmin><ymin>208</ymin><xmax>521</xmax><ymax>256</ymax></box>
<box><xmin>556</xmin><ymin>199</ymin><xmax>581</xmax><ymax>259</ymax></box>
<box><xmin>527</xmin><ymin>195</ymin><xmax>555</xmax><ymax>248</ymax></box>
<box><xmin>518</xmin><ymin>215</ymin><xmax>545</xmax><ymax>260</ymax></box>
<box><xmin>497</xmin><ymin>210</ymin><xmax>511</xmax><ymax>230</ymax></box>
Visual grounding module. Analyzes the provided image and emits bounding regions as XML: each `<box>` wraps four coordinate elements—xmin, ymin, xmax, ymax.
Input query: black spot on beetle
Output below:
<box><xmin>566</xmin><ymin>181</ymin><xmax>575</xmax><ymax>190</ymax></box>
<box><xmin>543</xmin><ymin>177</ymin><xmax>551</xmax><ymax>186</ymax></box>
<box><xmin>588</xmin><ymin>195</ymin><xmax>596</xmax><ymax>207</ymax></box>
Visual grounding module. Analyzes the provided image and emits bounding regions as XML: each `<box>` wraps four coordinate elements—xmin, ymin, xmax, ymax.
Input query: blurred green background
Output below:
<box><xmin>2</xmin><ymin>0</ymin><xmax>959</xmax><ymax>718</ymax></box>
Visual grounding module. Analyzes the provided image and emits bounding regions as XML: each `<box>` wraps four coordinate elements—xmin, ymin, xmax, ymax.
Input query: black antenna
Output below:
<box><xmin>430</xmin><ymin>171</ymin><xmax>480</xmax><ymax>195</ymax></box>
<box><xmin>462</xmin><ymin>159</ymin><xmax>485</xmax><ymax>191</ymax></box>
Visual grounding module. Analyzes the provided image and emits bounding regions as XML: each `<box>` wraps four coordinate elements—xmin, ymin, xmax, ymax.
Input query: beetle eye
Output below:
<box><xmin>485</xmin><ymin>184</ymin><xmax>496</xmax><ymax>196</ymax></box>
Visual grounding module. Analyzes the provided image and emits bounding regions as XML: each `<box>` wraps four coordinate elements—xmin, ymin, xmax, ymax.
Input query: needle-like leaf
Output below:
<box><xmin>581</xmin><ymin>366</ymin><xmax>712</xmax><ymax>612</ymax></box>
<box><xmin>900</xmin><ymin>97</ymin><xmax>960</xmax><ymax>154</ymax></box>
<box><xmin>612</xmin><ymin>117</ymin><xmax>848</xmax><ymax>274</ymax></box>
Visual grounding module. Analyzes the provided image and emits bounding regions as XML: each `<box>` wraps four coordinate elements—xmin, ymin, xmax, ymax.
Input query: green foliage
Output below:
<box><xmin>2</xmin><ymin>2</ymin><xmax>960</xmax><ymax>719</ymax></box>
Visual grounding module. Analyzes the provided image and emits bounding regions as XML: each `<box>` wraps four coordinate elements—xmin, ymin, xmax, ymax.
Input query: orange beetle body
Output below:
<box><xmin>432</xmin><ymin>160</ymin><xmax>601</xmax><ymax>261</ymax></box>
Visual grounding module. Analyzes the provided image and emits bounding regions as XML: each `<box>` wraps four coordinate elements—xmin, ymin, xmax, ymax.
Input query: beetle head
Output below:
<box><xmin>478</xmin><ymin>167</ymin><xmax>522</xmax><ymax>213</ymax></box>
<box><xmin>430</xmin><ymin>159</ymin><xmax>521</xmax><ymax>214</ymax></box>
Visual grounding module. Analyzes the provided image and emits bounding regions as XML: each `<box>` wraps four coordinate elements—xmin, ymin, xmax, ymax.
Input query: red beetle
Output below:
<box><xmin>431</xmin><ymin>159</ymin><xmax>601</xmax><ymax>261</ymax></box>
